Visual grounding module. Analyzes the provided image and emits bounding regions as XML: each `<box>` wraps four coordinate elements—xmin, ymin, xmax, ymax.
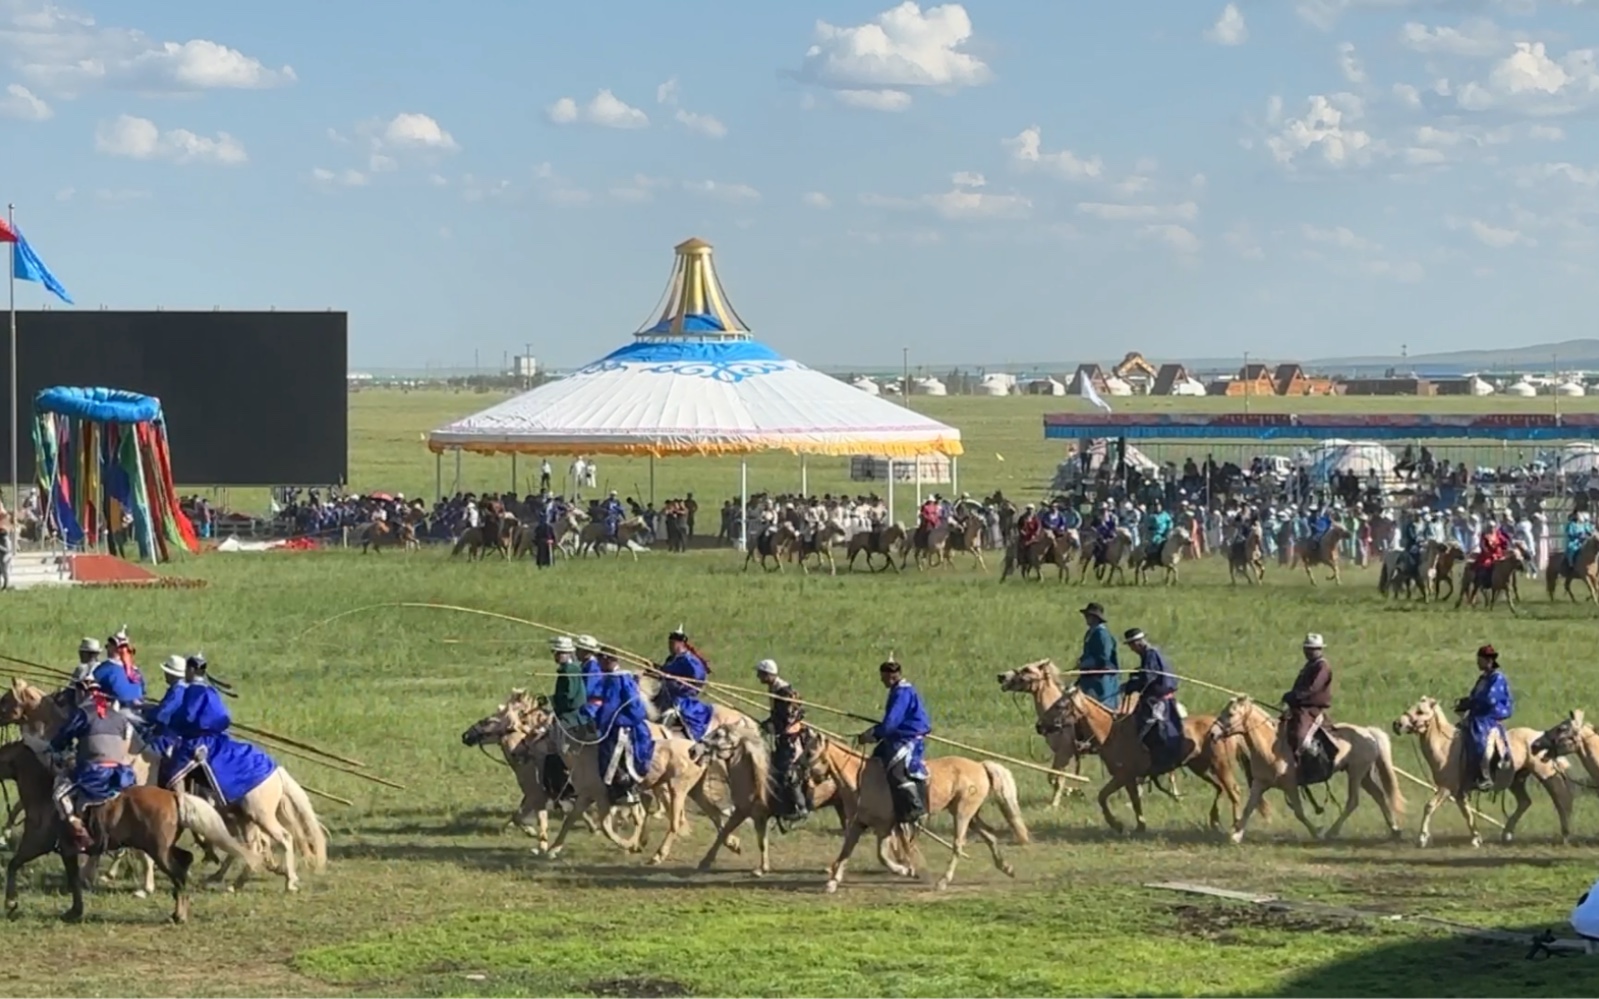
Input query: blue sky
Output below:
<box><xmin>3</xmin><ymin>0</ymin><xmax>1599</xmax><ymax>369</ymax></box>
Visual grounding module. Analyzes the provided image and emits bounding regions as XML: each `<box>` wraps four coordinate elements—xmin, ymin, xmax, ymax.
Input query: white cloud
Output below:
<box><xmin>461</xmin><ymin>173</ymin><xmax>517</xmax><ymax>204</ymax></box>
<box><xmin>529</xmin><ymin>162</ymin><xmax>587</xmax><ymax>204</ymax></box>
<box><xmin>924</xmin><ymin>188</ymin><xmax>1030</xmax><ymax>220</ymax></box>
<box><xmin>1470</xmin><ymin>218</ymin><xmax>1533</xmax><ymax>246</ymax></box>
<box><xmin>0</xmin><ymin>81</ymin><xmax>48</xmax><ymax>119</ymax></box>
<box><xmin>1078</xmin><ymin>201</ymin><xmax>1200</xmax><ymax>222</ymax></box>
<box><xmin>1004</xmin><ymin>126</ymin><xmax>1104</xmax><ymax>180</ymax></box>
<box><xmin>1361</xmin><ymin>259</ymin><xmax>1425</xmax><ymax>283</ymax></box>
<box><xmin>0</xmin><ymin>5</ymin><xmax>295</xmax><ymax>97</ymax></box>
<box><xmin>800</xmin><ymin>2</ymin><xmax>991</xmax><ymax>109</ymax></box>
<box><xmin>54</xmin><ymin>185</ymin><xmax>73</xmax><ymax>201</ymax></box>
<box><xmin>94</xmin><ymin>114</ymin><xmax>246</xmax><ymax>165</ymax></box>
<box><xmin>368</xmin><ymin>153</ymin><xmax>397</xmax><ymax>173</ymax></box>
<box><xmin>1456</xmin><ymin>41</ymin><xmax>1599</xmax><ymax>115</ymax></box>
<box><xmin>684</xmin><ymin>179</ymin><xmax>761</xmax><ymax>204</ymax></box>
<box><xmin>1140</xmin><ymin>224</ymin><xmax>1201</xmax><ymax>255</ymax></box>
<box><xmin>608</xmin><ymin>174</ymin><xmax>670</xmax><ymax>202</ymax></box>
<box><xmin>1205</xmin><ymin>4</ymin><xmax>1248</xmax><ymax>46</ymax></box>
<box><xmin>674</xmin><ymin>108</ymin><xmax>726</xmax><ymax>137</ymax></box>
<box><xmin>835</xmin><ymin>88</ymin><xmax>913</xmax><ymax>111</ymax></box>
<box><xmin>951</xmin><ymin>171</ymin><xmax>986</xmax><ymax>187</ymax></box>
<box><xmin>1302</xmin><ymin>223</ymin><xmax>1380</xmax><ymax>252</ymax></box>
<box><xmin>1263</xmin><ymin>93</ymin><xmax>1376</xmax><ymax>169</ymax></box>
<box><xmin>656</xmin><ymin>78</ymin><xmax>679</xmax><ymax>106</ymax></box>
<box><xmin>1224</xmin><ymin>222</ymin><xmax>1265</xmax><ymax>260</ymax></box>
<box><xmin>1399</xmin><ymin>19</ymin><xmax>1515</xmax><ymax>59</ymax></box>
<box><xmin>1338</xmin><ymin>42</ymin><xmax>1367</xmax><ymax>84</ymax></box>
<box><xmin>309</xmin><ymin>167</ymin><xmax>366</xmax><ymax>189</ymax></box>
<box><xmin>1393</xmin><ymin>83</ymin><xmax>1423</xmax><ymax>109</ymax></box>
<box><xmin>1513</xmin><ymin>161</ymin><xmax>1599</xmax><ymax>186</ymax></box>
<box><xmin>546</xmin><ymin>89</ymin><xmax>648</xmax><ymax>128</ymax></box>
<box><xmin>382</xmin><ymin>112</ymin><xmax>458</xmax><ymax>151</ymax></box>
<box><xmin>802</xmin><ymin>191</ymin><xmax>833</xmax><ymax>209</ymax></box>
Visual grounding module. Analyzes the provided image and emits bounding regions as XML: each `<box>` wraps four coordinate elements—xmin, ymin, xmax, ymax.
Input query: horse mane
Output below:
<box><xmin>1035</xmin><ymin>660</ymin><xmax>1065</xmax><ymax>689</ymax></box>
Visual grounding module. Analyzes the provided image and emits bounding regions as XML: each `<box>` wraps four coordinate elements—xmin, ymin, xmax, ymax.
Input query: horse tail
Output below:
<box><xmin>177</xmin><ymin>793</ymin><xmax>257</xmax><ymax>872</ymax></box>
<box><xmin>1377</xmin><ymin>558</ymin><xmax>1391</xmax><ymax>595</ymax></box>
<box><xmin>276</xmin><ymin>770</ymin><xmax>328</xmax><ymax>872</ymax></box>
<box><xmin>981</xmin><ymin>761</ymin><xmax>1030</xmax><ymax>845</ymax></box>
<box><xmin>1370</xmin><ymin>729</ymin><xmax>1405</xmax><ymax>818</ymax></box>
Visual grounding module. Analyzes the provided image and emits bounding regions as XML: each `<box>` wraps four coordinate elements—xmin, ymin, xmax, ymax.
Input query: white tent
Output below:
<box><xmin>1466</xmin><ymin>375</ymin><xmax>1494</xmax><ymax>397</ymax></box>
<box><xmin>1556</xmin><ymin>444</ymin><xmax>1599</xmax><ymax>476</ymax></box>
<box><xmin>428</xmin><ymin>238</ymin><xmax>962</xmax><ymax>547</ymax></box>
<box><xmin>1505</xmin><ymin>379</ymin><xmax>1537</xmax><ymax>397</ymax></box>
<box><xmin>1557</xmin><ymin>380</ymin><xmax>1587</xmax><ymax>397</ymax></box>
<box><xmin>977</xmin><ymin>373</ymin><xmax>1015</xmax><ymax>397</ymax></box>
<box><xmin>1025</xmin><ymin>378</ymin><xmax>1065</xmax><ymax>396</ymax></box>
<box><xmin>1170</xmin><ymin>377</ymin><xmax>1207</xmax><ymax>397</ymax></box>
<box><xmin>913</xmin><ymin>377</ymin><xmax>948</xmax><ymax>396</ymax></box>
<box><xmin>851</xmin><ymin>376</ymin><xmax>881</xmax><ymax>396</ymax></box>
<box><xmin>1308</xmin><ymin>441</ymin><xmax>1396</xmax><ymax>480</ymax></box>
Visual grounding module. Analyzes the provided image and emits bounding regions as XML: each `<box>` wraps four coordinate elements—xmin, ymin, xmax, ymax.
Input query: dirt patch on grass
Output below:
<box><xmin>581</xmin><ymin>976</ymin><xmax>693</xmax><ymax>998</ymax></box>
<box><xmin>1170</xmin><ymin>903</ymin><xmax>1378</xmax><ymax>944</ymax></box>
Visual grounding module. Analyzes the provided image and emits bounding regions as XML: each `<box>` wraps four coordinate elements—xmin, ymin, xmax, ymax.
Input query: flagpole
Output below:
<box><xmin>7</xmin><ymin>202</ymin><xmax>15</xmax><ymax>524</ymax></box>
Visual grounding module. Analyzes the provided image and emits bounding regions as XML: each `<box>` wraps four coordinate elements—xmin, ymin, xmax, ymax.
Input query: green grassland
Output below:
<box><xmin>4</xmin><ymin>390</ymin><xmax>1599</xmax><ymax>998</ymax></box>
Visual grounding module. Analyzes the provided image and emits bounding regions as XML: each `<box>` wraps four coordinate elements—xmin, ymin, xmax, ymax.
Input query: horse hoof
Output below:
<box><xmin>1501</xmin><ymin>832</ymin><xmax>1515</xmax><ymax>845</ymax></box>
<box><xmin>935</xmin><ymin>878</ymin><xmax>950</xmax><ymax>891</ymax></box>
<box><xmin>60</xmin><ymin>910</ymin><xmax>83</xmax><ymax>924</ymax></box>
<box><xmin>824</xmin><ymin>880</ymin><xmax>839</xmax><ymax>894</ymax></box>
<box><xmin>1001</xmin><ymin>863</ymin><xmax>1016</xmax><ymax>878</ymax></box>
<box><xmin>1227</xmin><ymin>831</ymin><xmax>1244</xmax><ymax>845</ymax></box>
<box><xmin>751</xmin><ymin>868</ymin><xmax>766</xmax><ymax>879</ymax></box>
<box><xmin>132</xmin><ymin>889</ymin><xmax>148</xmax><ymax>900</ymax></box>
<box><xmin>1417</xmin><ymin>835</ymin><xmax>1430</xmax><ymax>848</ymax></box>
<box><xmin>646</xmin><ymin>855</ymin><xmax>665</xmax><ymax>867</ymax></box>
<box><xmin>5</xmin><ymin>905</ymin><xmax>19</xmax><ymax>922</ymax></box>
<box><xmin>286</xmin><ymin>882</ymin><xmax>300</xmax><ymax>894</ymax></box>
<box><xmin>1470</xmin><ymin>836</ymin><xmax>1483</xmax><ymax>849</ymax></box>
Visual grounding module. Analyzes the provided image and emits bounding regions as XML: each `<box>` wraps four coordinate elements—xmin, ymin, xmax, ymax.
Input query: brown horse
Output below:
<box><xmin>1052</xmin><ymin>686</ymin><xmax>1246</xmax><ymax>834</ymax></box>
<box><xmin>360</xmin><ymin>519</ymin><xmax>416</xmax><ymax>554</ymax></box>
<box><xmin>937</xmin><ymin>515</ymin><xmax>988</xmax><ymax>571</ymax></box>
<box><xmin>452</xmin><ymin>517</ymin><xmax>513</xmax><ymax>561</ymax></box>
<box><xmin>1533</xmin><ymin>710</ymin><xmax>1599</xmax><ymax>798</ymax></box>
<box><xmin>1227</xmin><ymin>525</ymin><xmax>1265</xmax><ymax>585</ymax></box>
<box><xmin>0</xmin><ymin>741</ymin><xmax>256</xmax><ymax>923</ymax></box>
<box><xmin>810</xmin><ymin>737</ymin><xmax>1028</xmax><ymax>893</ymax></box>
<box><xmin>1546</xmin><ymin>535</ymin><xmax>1599</xmax><ymax>607</ymax></box>
<box><xmin>743</xmin><ymin>523</ymin><xmax>793</xmax><ymax>572</ymax></box>
<box><xmin>1081</xmin><ymin>527</ymin><xmax>1135</xmax><ymax>585</ymax></box>
<box><xmin>845</xmin><ymin>523</ymin><xmax>906</xmax><ymax>572</ymax></box>
<box><xmin>579</xmin><ymin>516</ymin><xmax>649</xmax><ymax>560</ymax></box>
<box><xmin>1000</xmin><ymin>530</ymin><xmax>1075</xmax><ymax>582</ymax></box>
<box><xmin>1292</xmin><ymin>524</ymin><xmax>1351</xmax><ymax>585</ymax></box>
<box><xmin>1456</xmin><ymin>547</ymin><xmax>1526</xmax><ymax>613</ymax></box>
<box><xmin>784</xmin><ymin>522</ymin><xmax>847</xmax><ymax>576</ymax></box>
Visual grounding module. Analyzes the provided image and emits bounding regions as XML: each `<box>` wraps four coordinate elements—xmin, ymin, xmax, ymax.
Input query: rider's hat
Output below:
<box><xmin>1080</xmin><ymin>602</ymin><xmax>1106</xmax><ymax>620</ymax></box>
<box><xmin>1123</xmin><ymin>628</ymin><xmax>1146</xmax><ymax>643</ymax></box>
<box><xmin>1302</xmin><ymin>633</ymin><xmax>1325</xmax><ymax>650</ymax></box>
<box><xmin>1477</xmin><ymin>644</ymin><xmax>1499</xmax><ymax>660</ymax></box>
<box><xmin>549</xmin><ymin>636</ymin><xmax>575</xmax><ymax>654</ymax></box>
<box><xmin>668</xmin><ymin>627</ymin><xmax>688</xmax><ymax>643</ymax></box>
<box><xmin>574</xmin><ymin>635</ymin><xmax>602</xmax><ymax>654</ymax></box>
<box><xmin>185</xmin><ymin>653</ymin><xmax>208</xmax><ymax>673</ymax></box>
<box><xmin>78</xmin><ymin>637</ymin><xmax>101</xmax><ymax>656</ymax></box>
<box><xmin>161</xmin><ymin>655</ymin><xmax>186</xmax><ymax>679</ymax></box>
<box><xmin>755</xmin><ymin>659</ymin><xmax>779</xmax><ymax>676</ymax></box>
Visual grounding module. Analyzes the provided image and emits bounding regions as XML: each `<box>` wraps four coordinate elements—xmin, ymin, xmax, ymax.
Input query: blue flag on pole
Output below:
<box><xmin>12</xmin><ymin>228</ymin><xmax>73</xmax><ymax>304</ymax></box>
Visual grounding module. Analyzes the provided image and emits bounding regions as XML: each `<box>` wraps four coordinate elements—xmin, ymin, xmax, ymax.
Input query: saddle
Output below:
<box><xmin>1295</xmin><ymin>728</ymin><xmax>1339</xmax><ymax>787</ymax></box>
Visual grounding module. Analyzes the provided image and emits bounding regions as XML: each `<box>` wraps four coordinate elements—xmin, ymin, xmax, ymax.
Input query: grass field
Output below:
<box><xmin>5</xmin><ymin>390</ymin><xmax>1599</xmax><ymax>998</ymax></box>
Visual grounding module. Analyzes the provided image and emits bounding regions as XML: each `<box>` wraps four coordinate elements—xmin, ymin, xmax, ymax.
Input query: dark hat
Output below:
<box><xmin>668</xmin><ymin>628</ymin><xmax>688</xmax><ymax>643</ymax></box>
<box><xmin>879</xmin><ymin>655</ymin><xmax>902</xmax><ymax>673</ymax></box>
<box><xmin>1080</xmin><ymin>602</ymin><xmax>1106</xmax><ymax>618</ymax></box>
<box><xmin>1477</xmin><ymin>644</ymin><xmax>1498</xmax><ymax>659</ymax></box>
<box><xmin>186</xmin><ymin>653</ymin><xmax>208</xmax><ymax>672</ymax></box>
<box><xmin>1123</xmin><ymin>628</ymin><xmax>1146</xmax><ymax>643</ymax></box>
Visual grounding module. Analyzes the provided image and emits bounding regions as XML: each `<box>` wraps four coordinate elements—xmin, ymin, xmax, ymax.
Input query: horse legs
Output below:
<box><xmin>152</xmin><ymin>844</ymin><xmax>193</xmax><ymax>924</ymax></box>
<box><xmin>58</xmin><ymin>850</ymin><xmax>84</xmax><ymax>923</ymax></box>
<box><xmin>1096</xmin><ymin>776</ymin><xmax>1131</xmax><ymax>834</ymax></box>
<box><xmin>824</xmin><ymin>820</ymin><xmax>870</xmax><ymax>893</ymax></box>
<box><xmin>246</xmin><ymin>809</ymin><xmax>299</xmax><ymax>892</ymax></box>
<box><xmin>1322</xmin><ymin>769</ymin><xmax>1365</xmax><ymax>840</ymax></box>
<box><xmin>5</xmin><ymin>827</ymin><xmax>60</xmax><ymax>919</ymax></box>
<box><xmin>1415</xmin><ymin>786</ymin><xmax>1456</xmax><ymax>848</ymax></box>
<box><xmin>1500</xmin><ymin>774</ymin><xmax>1535</xmax><ymax>843</ymax></box>
<box><xmin>1541</xmin><ymin>772</ymin><xmax>1574</xmax><ymax>845</ymax></box>
<box><xmin>1228</xmin><ymin>781</ymin><xmax>1272</xmax><ymax>844</ymax></box>
<box><xmin>935</xmin><ymin>806</ymin><xmax>974</xmax><ymax>890</ymax></box>
<box><xmin>696</xmin><ymin>803</ymin><xmax>749</xmax><ymax>873</ymax></box>
<box><xmin>541</xmin><ymin>791</ymin><xmax>595</xmax><ymax>859</ymax></box>
<box><xmin>968</xmin><ymin>814</ymin><xmax>1014</xmax><ymax>879</ymax></box>
<box><xmin>645</xmin><ymin>784</ymin><xmax>691</xmax><ymax>866</ymax></box>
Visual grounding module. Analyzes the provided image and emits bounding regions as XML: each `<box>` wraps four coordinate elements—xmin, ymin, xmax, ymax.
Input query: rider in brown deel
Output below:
<box><xmin>1281</xmin><ymin>633</ymin><xmax>1333</xmax><ymax>779</ymax></box>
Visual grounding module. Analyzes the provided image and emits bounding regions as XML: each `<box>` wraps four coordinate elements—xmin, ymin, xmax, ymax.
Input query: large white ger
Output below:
<box><xmin>427</xmin><ymin>238</ymin><xmax>964</xmax><ymax>545</ymax></box>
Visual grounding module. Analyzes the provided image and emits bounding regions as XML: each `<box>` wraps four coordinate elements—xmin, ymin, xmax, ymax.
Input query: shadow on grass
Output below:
<box><xmin>1266</xmin><ymin>924</ymin><xmax>1595</xmax><ymax>998</ymax></box>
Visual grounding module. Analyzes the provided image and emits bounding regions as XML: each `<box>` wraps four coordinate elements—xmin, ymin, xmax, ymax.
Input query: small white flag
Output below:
<box><xmin>1078</xmin><ymin>375</ymin><xmax>1113</xmax><ymax>413</ymax></box>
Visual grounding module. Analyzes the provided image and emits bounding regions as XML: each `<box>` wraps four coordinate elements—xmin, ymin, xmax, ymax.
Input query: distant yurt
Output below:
<box><xmin>1170</xmin><ymin>376</ymin><xmax>1207</xmax><ymax>397</ymax></box>
<box><xmin>913</xmin><ymin>377</ymin><xmax>948</xmax><ymax>397</ymax></box>
<box><xmin>1555</xmin><ymin>444</ymin><xmax>1599</xmax><ymax>476</ymax></box>
<box><xmin>1505</xmin><ymin>379</ymin><xmax>1536</xmax><ymax>398</ymax></box>
<box><xmin>977</xmin><ymin>373</ymin><xmax>1015</xmax><ymax>397</ymax></box>
<box><xmin>1309</xmin><ymin>441</ymin><xmax>1397</xmax><ymax>481</ymax></box>
<box><xmin>1466</xmin><ymin>375</ymin><xmax>1494</xmax><ymax>397</ymax></box>
<box><xmin>851</xmin><ymin>376</ymin><xmax>881</xmax><ymax>395</ymax></box>
<box><xmin>1103</xmin><ymin>375</ymin><xmax>1134</xmax><ymax>397</ymax></box>
<box><xmin>1025</xmin><ymin>378</ymin><xmax>1066</xmax><ymax>396</ymax></box>
<box><xmin>1556</xmin><ymin>380</ymin><xmax>1587</xmax><ymax>397</ymax></box>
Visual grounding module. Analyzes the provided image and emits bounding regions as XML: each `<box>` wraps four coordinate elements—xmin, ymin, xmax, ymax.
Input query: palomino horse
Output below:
<box><xmin>1546</xmin><ymin>535</ymin><xmax>1599</xmax><ymax>607</ymax></box>
<box><xmin>1393</xmin><ymin>696</ymin><xmax>1572</xmax><ymax>848</ymax></box>
<box><xmin>578</xmin><ymin>516</ymin><xmax>649</xmax><ymax>559</ymax></box>
<box><xmin>1455</xmin><ymin>546</ymin><xmax>1526</xmax><ymax>613</ymax></box>
<box><xmin>936</xmin><ymin>515</ymin><xmax>988</xmax><ymax>571</ymax></box>
<box><xmin>1051</xmin><ymin>686</ymin><xmax>1247</xmax><ymax>834</ymax></box>
<box><xmin>1533</xmin><ymin>710</ymin><xmax>1599</xmax><ymax>799</ymax></box>
<box><xmin>3</xmin><ymin>680</ymin><xmax>324</xmax><ymax>894</ymax></box>
<box><xmin>906</xmin><ymin>519</ymin><xmax>953</xmax><ymax>571</ymax></box>
<box><xmin>1292</xmin><ymin>524</ymin><xmax>1352</xmax><ymax>585</ymax></box>
<box><xmin>1000</xmin><ymin>530</ymin><xmax>1075</xmax><ymax>582</ymax></box>
<box><xmin>784</xmin><ymin>521</ymin><xmax>847</xmax><ymax>576</ymax></box>
<box><xmin>809</xmin><ymin>736</ymin><xmax>1029</xmax><ymax>893</ymax></box>
<box><xmin>1227</xmin><ymin>525</ymin><xmax>1266</xmax><ymax>585</ymax></box>
<box><xmin>1378</xmin><ymin>540</ymin><xmax>1451</xmax><ymax>602</ymax></box>
<box><xmin>743</xmin><ymin>524</ymin><xmax>792</xmax><ymax>572</ymax></box>
<box><xmin>1133</xmin><ymin>527</ymin><xmax>1192</xmax><ymax>587</ymax></box>
<box><xmin>529</xmin><ymin>707</ymin><xmax>728</xmax><ymax>866</ymax></box>
<box><xmin>360</xmin><ymin>520</ymin><xmax>416</xmax><ymax>553</ymax></box>
<box><xmin>0</xmin><ymin>740</ymin><xmax>257</xmax><ymax>923</ymax></box>
<box><xmin>1211</xmin><ymin>695</ymin><xmax>1404</xmax><ymax>843</ymax></box>
<box><xmin>996</xmin><ymin>661</ymin><xmax>1086</xmax><ymax>807</ymax></box>
<box><xmin>460</xmin><ymin>692</ymin><xmax>626</xmax><ymax>853</ymax></box>
<box><xmin>845</xmin><ymin>523</ymin><xmax>907</xmax><ymax>572</ymax></box>
<box><xmin>451</xmin><ymin>516</ymin><xmax>515</xmax><ymax>561</ymax></box>
<box><xmin>1430</xmin><ymin>542</ymin><xmax>1467</xmax><ymax>602</ymax></box>
<box><xmin>693</xmin><ymin>723</ymin><xmax>780</xmax><ymax>876</ymax></box>
<box><xmin>1081</xmin><ymin>527</ymin><xmax>1135</xmax><ymax>585</ymax></box>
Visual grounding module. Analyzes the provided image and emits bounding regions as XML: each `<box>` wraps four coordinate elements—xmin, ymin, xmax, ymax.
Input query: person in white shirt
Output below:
<box><xmin>1572</xmin><ymin>877</ymin><xmax>1599</xmax><ymax>948</ymax></box>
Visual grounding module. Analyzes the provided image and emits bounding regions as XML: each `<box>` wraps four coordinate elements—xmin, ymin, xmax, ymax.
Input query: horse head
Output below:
<box><xmin>1532</xmin><ymin>709</ymin><xmax>1586</xmax><ymax>761</ymax></box>
<box><xmin>996</xmin><ymin>660</ymin><xmax>1057</xmax><ymax>695</ymax></box>
<box><xmin>0</xmin><ymin>679</ymin><xmax>55</xmax><ymax>731</ymax></box>
<box><xmin>1392</xmin><ymin>696</ymin><xmax>1440</xmax><ymax>737</ymax></box>
<box><xmin>1208</xmin><ymin>695</ymin><xmax>1258</xmax><ymax>742</ymax></box>
<box><xmin>460</xmin><ymin>689</ymin><xmax>543</xmax><ymax>747</ymax></box>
